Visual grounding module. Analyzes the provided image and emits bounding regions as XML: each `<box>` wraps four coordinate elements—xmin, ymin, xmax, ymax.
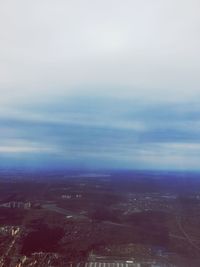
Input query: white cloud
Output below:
<box><xmin>0</xmin><ymin>139</ymin><xmax>56</xmax><ymax>154</ymax></box>
<box><xmin>0</xmin><ymin>0</ymin><xmax>200</xmax><ymax>107</ymax></box>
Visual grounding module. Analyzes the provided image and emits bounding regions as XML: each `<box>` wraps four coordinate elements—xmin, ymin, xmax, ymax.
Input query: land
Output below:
<box><xmin>0</xmin><ymin>169</ymin><xmax>200</xmax><ymax>266</ymax></box>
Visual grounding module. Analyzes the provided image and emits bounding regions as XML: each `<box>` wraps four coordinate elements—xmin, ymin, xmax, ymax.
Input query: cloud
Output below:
<box><xmin>0</xmin><ymin>0</ymin><xmax>200</xmax><ymax>105</ymax></box>
<box><xmin>0</xmin><ymin>1</ymin><xmax>200</xmax><ymax>169</ymax></box>
<box><xmin>0</xmin><ymin>139</ymin><xmax>57</xmax><ymax>154</ymax></box>
<box><xmin>0</xmin><ymin>96</ymin><xmax>200</xmax><ymax>169</ymax></box>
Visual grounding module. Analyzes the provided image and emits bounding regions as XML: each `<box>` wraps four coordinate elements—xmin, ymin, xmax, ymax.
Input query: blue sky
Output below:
<box><xmin>0</xmin><ymin>0</ymin><xmax>200</xmax><ymax>170</ymax></box>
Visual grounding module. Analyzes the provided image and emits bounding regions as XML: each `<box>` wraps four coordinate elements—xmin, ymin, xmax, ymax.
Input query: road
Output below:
<box><xmin>176</xmin><ymin>217</ymin><xmax>200</xmax><ymax>252</ymax></box>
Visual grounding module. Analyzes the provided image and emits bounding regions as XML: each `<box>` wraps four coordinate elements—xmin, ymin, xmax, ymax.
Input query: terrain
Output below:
<box><xmin>0</xmin><ymin>170</ymin><xmax>200</xmax><ymax>266</ymax></box>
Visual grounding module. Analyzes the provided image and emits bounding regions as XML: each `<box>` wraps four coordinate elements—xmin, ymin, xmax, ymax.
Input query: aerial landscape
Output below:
<box><xmin>0</xmin><ymin>0</ymin><xmax>200</xmax><ymax>266</ymax></box>
<box><xmin>1</xmin><ymin>170</ymin><xmax>200</xmax><ymax>266</ymax></box>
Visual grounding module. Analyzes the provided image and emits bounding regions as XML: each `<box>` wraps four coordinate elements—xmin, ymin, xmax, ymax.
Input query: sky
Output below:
<box><xmin>0</xmin><ymin>0</ymin><xmax>200</xmax><ymax>170</ymax></box>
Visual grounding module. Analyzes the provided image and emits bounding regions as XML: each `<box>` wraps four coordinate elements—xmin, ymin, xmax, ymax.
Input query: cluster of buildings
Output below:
<box><xmin>0</xmin><ymin>201</ymin><xmax>31</xmax><ymax>209</ymax></box>
<box><xmin>16</xmin><ymin>252</ymin><xmax>65</xmax><ymax>267</ymax></box>
<box><xmin>61</xmin><ymin>194</ymin><xmax>82</xmax><ymax>199</ymax></box>
<box><xmin>77</xmin><ymin>261</ymin><xmax>173</xmax><ymax>267</ymax></box>
<box><xmin>121</xmin><ymin>193</ymin><xmax>177</xmax><ymax>215</ymax></box>
<box><xmin>0</xmin><ymin>226</ymin><xmax>20</xmax><ymax>237</ymax></box>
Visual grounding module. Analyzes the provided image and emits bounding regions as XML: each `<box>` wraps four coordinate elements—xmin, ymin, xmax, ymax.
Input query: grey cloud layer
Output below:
<box><xmin>0</xmin><ymin>97</ymin><xmax>200</xmax><ymax>169</ymax></box>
